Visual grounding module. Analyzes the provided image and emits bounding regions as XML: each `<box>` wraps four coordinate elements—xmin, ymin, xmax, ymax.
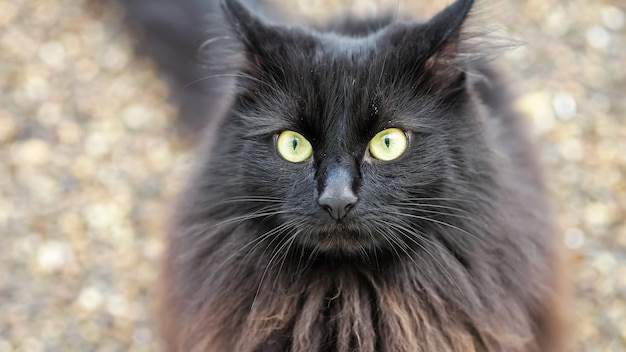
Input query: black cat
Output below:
<box><xmin>121</xmin><ymin>0</ymin><xmax>564</xmax><ymax>350</ymax></box>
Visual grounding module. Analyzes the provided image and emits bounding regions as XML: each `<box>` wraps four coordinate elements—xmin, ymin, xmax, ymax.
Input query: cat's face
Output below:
<box><xmin>203</xmin><ymin>0</ymin><xmax>484</xmax><ymax>255</ymax></box>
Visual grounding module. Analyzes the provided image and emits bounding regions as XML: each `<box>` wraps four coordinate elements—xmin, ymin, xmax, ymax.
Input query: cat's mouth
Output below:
<box><xmin>309</xmin><ymin>225</ymin><xmax>375</xmax><ymax>254</ymax></box>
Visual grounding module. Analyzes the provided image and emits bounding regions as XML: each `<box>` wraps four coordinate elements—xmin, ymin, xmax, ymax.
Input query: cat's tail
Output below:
<box><xmin>118</xmin><ymin>0</ymin><xmax>237</xmax><ymax>140</ymax></box>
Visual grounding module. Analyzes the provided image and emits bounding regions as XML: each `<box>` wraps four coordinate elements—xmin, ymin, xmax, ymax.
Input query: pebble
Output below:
<box><xmin>564</xmin><ymin>228</ymin><xmax>586</xmax><ymax>250</ymax></box>
<box><xmin>38</xmin><ymin>41</ymin><xmax>66</xmax><ymax>69</ymax></box>
<box><xmin>587</xmin><ymin>25</ymin><xmax>611</xmax><ymax>49</ymax></box>
<box><xmin>0</xmin><ymin>112</ymin><xmax>16</xmax><ymax>143</ymax></box>
<box><xmin>602</xmin><ymin>6</ymin><xmax>625</xmax><ymax>31</ymax></box>
<box><xmin>35</xmin><ymin>241</ymin><xmax>70</xmax><ymax>274</ymax></box>
<box><xmin>516</xmin><ymin>91</ymin><xmax>556</xmax><ymax>134</ymax></box>
<box><xmin>77</xmin><ymin>287</ymin><xmax>104</xmax><ymax>312</ymax></box>
<box><xmin>552</xmin><ymin>92</ymin><xmax>577</xmax><ymax>120</ymax></box>
<box><xmin>10</xmin><ymin>139</ymin><xmax>50</xmax><ymax>166</ymax></box>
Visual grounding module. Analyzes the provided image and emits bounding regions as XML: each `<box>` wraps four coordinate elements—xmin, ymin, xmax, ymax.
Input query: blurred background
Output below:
<box><xmin>0</xmin><ymin>0</ymin><xmax>624</xmax><ymax>351</ymax></box>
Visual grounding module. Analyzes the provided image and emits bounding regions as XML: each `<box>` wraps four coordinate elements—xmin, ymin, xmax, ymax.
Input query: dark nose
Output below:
<box><xmin>318</xmin><ymin>189</ymin><xmax>357</xmax><ymax>221</ymax></box>
<box><xmin>317</xmin><ymin>165</ymin><xmax>358</xmax><ymax>221</ymax></box>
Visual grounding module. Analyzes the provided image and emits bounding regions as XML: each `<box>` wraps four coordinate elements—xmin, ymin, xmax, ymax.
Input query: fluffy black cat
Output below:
<box><xmin>121</xmin><ymin>0</ymin><xmax>564</xmax><ymax>350</ymax></box>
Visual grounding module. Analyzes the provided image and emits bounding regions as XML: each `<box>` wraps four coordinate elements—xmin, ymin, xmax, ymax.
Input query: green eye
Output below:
<box><xmin>276</xmin><ymin>130</ymin><xmax>313</xmax><ymax>163</ymax></box>
<box><xmin>368</xmin><ymin>128</ymin><xmax>408</xmax><ymax>161</ymax></box>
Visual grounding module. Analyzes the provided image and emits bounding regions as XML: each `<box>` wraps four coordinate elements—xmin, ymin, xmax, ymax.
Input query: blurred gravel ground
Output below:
<box><xmin>0</xmin><ymin>0</ymin><xmax>624</xmax><ymax>351</ymax></box>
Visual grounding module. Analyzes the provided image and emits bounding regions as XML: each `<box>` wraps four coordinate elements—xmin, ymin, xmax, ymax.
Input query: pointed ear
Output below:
<box><xmin>220</xmin><ymin>0</ymin><xmax>270</xmax><ymax>72</ymax></box>
<box><xmin>222</xmin><ymin>0</ymin><xmax>266</xmax><ymax>49</ymax></box>
<box><xmin>424</xmin><ymin>0</ymin><xmax>474</xmax><ymax>55</ymax></box>
<box><xmin>422</xmin><ymin>0</ymin><xmax>474</xmax><ymax>90</ymax></box>
<box><xmin>221</xmin><ymin>0</ymin><xmax>315</xmax><ymax>75</ymax></box>
<box><xmin>221</xmin><ymin>0</ymin><xmax>288</xmax><ymax>60</ymax></box>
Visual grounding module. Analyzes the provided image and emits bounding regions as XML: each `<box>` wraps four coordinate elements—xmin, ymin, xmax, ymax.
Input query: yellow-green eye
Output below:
<box><xmin>276</xmin><ymin>130</ymin><xmax>313</xmax><ymax>163</ymax></box>
<box><xmin>368</xmin><ymin>128</ymin><xmax>408</xmax><ymax>161</ymax></box>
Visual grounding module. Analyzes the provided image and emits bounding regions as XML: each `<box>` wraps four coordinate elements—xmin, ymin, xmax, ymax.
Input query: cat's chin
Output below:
<box><xmin>307</xmin><ymin>227</ymin><xmax>377</xmax><ymax>255</ymax></box>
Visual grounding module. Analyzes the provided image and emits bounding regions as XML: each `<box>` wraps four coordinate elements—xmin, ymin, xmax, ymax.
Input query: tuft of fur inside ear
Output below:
<box><xmin>220</xmin><ymin>0</ymin><xmax>298</xmax><ymax>64</ymax></box>
<box><xmin>425</xmin><ymin>0</ymin><xmax>519</xmax><ymax>91</ymax></box>
<box><xmin>221</xmin><ymin>0</ymin><xmax>263</xmax><ymax>47</ymax></box>
<box><xmin>425</xmin><ymin>0</ymin><xmax>474</xmax><ymax>51</ymax></box>
<box><xmin>389</xmin><ymin>0</ymin><xmax>517</xmax><ymax>94</ymax></box>
<box><xmin>421</xmin><ymin>0</ymin><xmax>475</xmax><ymax>92</ymax></box>
<box><xmin>192</xmin><ymin>0</ymin><xmax>281</xmax><ymax>89</ymax></box>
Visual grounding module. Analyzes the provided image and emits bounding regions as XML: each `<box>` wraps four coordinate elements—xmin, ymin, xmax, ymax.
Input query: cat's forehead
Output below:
<box><xmin>241</xmin><ymin>25</ymin><xmax>451</xmax><ymax>142</ymax></box>
<box><xmin>268</xmin><ymin>35</ymin><xmax>433</xmax><ymax>136</ymax></box>
<box><xmin>313</xmin><ymin>32</ymin><xmax>382</xmax><ymax>59</ymax></box>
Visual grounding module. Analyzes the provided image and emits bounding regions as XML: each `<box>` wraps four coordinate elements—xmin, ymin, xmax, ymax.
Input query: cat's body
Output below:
<box><xmin>122</xmin><ymin>0</ymin><xmax>564</xmax><ymax>351</ymax></box>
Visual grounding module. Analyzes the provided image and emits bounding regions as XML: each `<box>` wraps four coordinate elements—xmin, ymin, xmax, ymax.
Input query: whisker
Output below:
<box><xmin>272</xmin><ymin>229</ymin><xmax>301</xmax><ymax>294</ymax></box>
<box><xmin>392</xmin><ymin>202</ymin><xmax>473</xmax><ymax>214</ymax></box>
<box><xmin>373</xmin><ymin>224</ymin><xmax>416</xmax><ymax>278</ymax></box>
<box><xmin>197</xmin><ymin>35</ymin><xmax>235</xmax><ymax>52</ymax></box>
<box><xmin>372</xmin><ymin>224</ymin><xmax>402</xmax><ymax>264</ymax></box>
<box><xmin>400</xmin><ymin>197</ymin><xmax>475</xmax><ymax>203</ymax></box>
<box><xmin>180</xmin><ymin>73</ymin><xmax>242</xmax><ymax>90</ymax></box>
<box><xmin>190</xmin><ymin>206</ymin><xmax>287</xmax><ymax>239</ymax></box>
<box><xmin>223</xmin><ymin>221</ymin><xmax>303</xmax><ymax>298</ymax></box>
<box><xmin>296</xmin><ymin>229</ymin><xmax>321</xmax><ymax>277</ymax></box>
<box><xmin>180</xmin><ymin>72</ymin><xmax>280</xmax><ymax>94</ymax></box>
<box><xmin>216</xmin><ymin>219</ymin><xmax>298</xmax><ymax>274</ymax></box>
<box><xmin>391</xmin><ymin>205</ymin><xmax>475</xmax><ymax>222</ymax></box>
<box><xmin>382</xmin><ymin>219</ymin><xmax>465</xmax><ymax>296</ymax></box>
<box><xmin>251</xmin><ymin>226</ymin><xmax>300</xmax><ymax>311</ymax></box>
<box><xmin>177</xmin><ymin>206</ymin><xmax>292</xmax><ymax>262</ymax></box>
<box><xmin>389</xmin><ymin>211</ymin><xmax>484</xmax><ymax>244</ymax></box>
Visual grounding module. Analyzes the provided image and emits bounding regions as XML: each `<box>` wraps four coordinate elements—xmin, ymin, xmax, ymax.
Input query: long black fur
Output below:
<box><xmin>120</xmin><ymin>0</ymin><xmax>564</xmax><ymax>351</ymax></box>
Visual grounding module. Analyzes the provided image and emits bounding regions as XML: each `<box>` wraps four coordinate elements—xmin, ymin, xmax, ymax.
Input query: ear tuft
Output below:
<box><xmin>421</xmin><ymin>0</ymin><xmax>475</xmax><ymax>92</ymax></box>
<box><xmin>221</xmin><ymin>0</ymin><xmax>275</xmax><ymax>51</ymax></box>
<box><xmin>221</xmin><ymin>0</ymin><xmax>255</xmax><ymax>33</ymax></box>
<box><xmin>425</xmin><ymin>0</ymin><xmax>474</xmax><ymax>53</ymax></box>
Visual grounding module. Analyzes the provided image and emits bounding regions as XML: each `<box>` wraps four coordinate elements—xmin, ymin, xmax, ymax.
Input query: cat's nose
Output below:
<box><xmin>318</xmin><ymin>190</ymin><xmax>358</xmax><ymax>221</ymax></box>
<box><xmin>317</xmin><ymin>165</ymin><xmax>358</xmax><ymax>221</ymax></box>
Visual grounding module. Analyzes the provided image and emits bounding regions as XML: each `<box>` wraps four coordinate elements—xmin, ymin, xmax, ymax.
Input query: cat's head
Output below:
<box><xmin>196</xmin><ymin>0</ymin><xmax>493</xmax><ymax>256</ymax></box>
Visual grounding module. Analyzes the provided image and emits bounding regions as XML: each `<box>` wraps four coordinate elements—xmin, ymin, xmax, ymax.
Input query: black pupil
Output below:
<box><xmin>384</xmin><ymin>135</ymin><xmax>390</xmax><ymax>148</ymax></box>
<box><xmin>292</xmin><ymin>137</ymin><xmax>298</xmax><ymax>150</ymax></box>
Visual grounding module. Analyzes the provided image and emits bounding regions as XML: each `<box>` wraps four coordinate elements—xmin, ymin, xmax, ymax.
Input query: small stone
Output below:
<box><xmin>38</xmin><ymin>41</ymin><xmax>66</xmax><ymax>69</ymax></box>
<box><xmin>36</xmin><ymin>102</ymin><xmax>63</xmax><ymax>125</ymax></box>
<box><xmin>147</xmin><ymin>142</ymin><xmax>173</xmax><ymax>172</ymax></box>
<box><xmin>122</xmin><ymin>104</ymin><xmax>152</xmax><ymax>130</ymax></box>
<box><xmin>106</xmin><ymin>295</ymin><xmax>129</xmax><ymax>318</ymax></box>
<box><xmin>602</xmin><ymin>6</ymin><xmax>625</xmax><ymax>31</ymax></box>
<box><xmin>35</xmin><ymin>241</ymin><xmax>69</xmax><ymax>273</ymax></box>
<box><xmin>564</xmin><ymin>228</ymin><xmax>585</xmax><ymax>250</ymax></box>
<box><xmin>59</xmin><ymin>212</ymin><xmax>86</xmax><ymax>237</ymax></box>
<box><xmin>101</xmin><ymin>46</ymin><xmax>129</xmax><ymax>72</ymax></box>
<box><xmin>77</xmin><ymin>286</ymin><xmax>103</xmax><ymax>312</ymax></box>
<box><xmin>23</xmin><ymin>68</ymin><xmax>50</xmax><ymax>102</ymax></box>
<box><xmin>56</xmin><ymin>121</ymin><xmax>82</xmax><ymax>144</ymax></box>
<box><xmin>70</xmin><ymin>155</ymin><xmax>95</xmax><ymax>180</ymax></box>
<box><xmin>516</xmin><ymin>92</ymin><xmax>555</xmax><ymax>134</ymax></box>
<box><xmin>84</xmin><ymin>132</ymin><xmax>110</xmax><ymax>158</ymax></box>
<box><xmin>0</xmin><ymin>111</ymin><xmax>16</xmax><ymax>143</ymax></box>
<box><xmin>552</xmin><ymin>92</ymin><xmax>577</xmax><ymax>120</ymax></box>
<box><xmin>143</xmin><ymin>238</ymin><xmax>164</xmax><ymax>260</ymax></box>
<box><xmin>10</xmin><ymin>139</ymin><xmax>51</xmax><ymax>166</ymax></box>
<box><xmin>84</xmin><ymin>202</ymin><xmax>122</xmax><ymax>229</ymax></box>
<box><xmin>585</xmin><ymin>203</ymin><xmax>611</xmax><ymax>227</ymax></box>
<box><xmin>586</xmin><ymin>25</ymin><xmax>610</xmax><ymax>49</ymax></box>
<box><xmin>558</xmin><ymin>139</ymin><xmax>583</xmax><ymax>161</ymax></box>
